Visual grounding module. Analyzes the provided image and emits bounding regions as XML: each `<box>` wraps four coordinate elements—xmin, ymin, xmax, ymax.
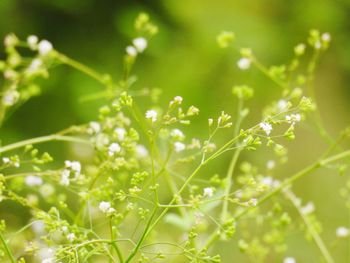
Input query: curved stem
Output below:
<box><xmin>56</xmin><ymin>52</ymin><xmax>111</xmax><ymax>87</ymax></box>
<box><xmin>285</xmin><ymin>190</ymin><xmax>335</xmax><ymax>263</ymax></box>
<box><xmin>0</xmin><ymin>134</ymin><xmax>90</xmax><ymax>154</ymax></box>
<box><xmin>0</xmin><ymin>232</ymin><xmax>16</xmax><ymax>263</ymax></box>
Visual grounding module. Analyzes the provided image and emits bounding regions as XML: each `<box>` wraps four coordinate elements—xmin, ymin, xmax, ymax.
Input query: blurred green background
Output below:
<box><xmin>1</xmin><ymin>0</ymin><xmax>350</xmax><ymax>262</ymax></box>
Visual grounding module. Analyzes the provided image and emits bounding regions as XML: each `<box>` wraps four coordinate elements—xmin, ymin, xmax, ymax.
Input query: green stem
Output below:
<box><xmin>220</xmin><ymin>99</ymin><xmax>244</xmax><ymax>221</ymax></box>
<box><xmin>110</xmin><ymin>219</ymin><xmax>124</xmax><ymax>263</ymax></box>
<box><xmin>124</xmin><ymin>207</ymin><xmax>158</xmax><ymax>263</ymax></box>
<box><xmin>0</xmin><ymin>232</ymin><xmax>16</xmax><ymax>263</ymax></box>
<box><xmin>0</xmin><ymin>134</ymin><xmax>90</xmax><ymax>154</ymax></box>
<box><xmin>285</xmin><ymin>190</ymin><xmax>335</xmax><ymax>263</ymax></box>
<box><xmin>56</xmin><ymin>53</ymin><xmax>111</xmax><ymax>87</ymax></box>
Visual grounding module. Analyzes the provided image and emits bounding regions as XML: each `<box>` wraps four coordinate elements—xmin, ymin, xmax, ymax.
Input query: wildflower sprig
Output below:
<box><xmin>0</xmin><ymin>13</ymin><xmax>348</xmax><ymax>263</ymax></box>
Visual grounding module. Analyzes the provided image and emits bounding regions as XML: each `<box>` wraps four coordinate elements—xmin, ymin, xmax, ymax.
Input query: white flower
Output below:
<box><xmin>286</xmin><ymin>114</ymin><xmax>301</xmax><ymax>123</ymax></box>
<box><xmin>136</xmin><ymin>145</ymin><xmax>148</xmax><ymax>158</ymax></box>
<box><xmin>321</xmin><ymin>33</ymin><xmax>331</xmax><ymax>42</ymax></box>
<box><xmin>25</xmin><ymin>175</ymin><xmax>43</xmax><ymax>186</ymax></box>
<box><xmin>237</xmin><ymin>58</ymin><xmax>251</xmax><ymax>70</ymax></box>
<box><xmin>107</xmin><ymin>207</ymin><xmax>116</xmax><ymax>214</ymax></box>
<box><xmin>300</xmin><ymin>202</ymin><xmax>315</xmax><ymax>215</ymax></box>
<box><xmin>108</xmin><ymin>142</ymin><xmax>121</xmax><ymax>156</ymax></box>
<box><xmin>67</xmin><ymin>233</ymin><xmax>75</xmax><ymax>242</ymax></box>
<box><xmin>2</xmin><ymin>90</ymin><xmax>20</xmax><ymax>106</ymax></box>
<box><xmin>145</xmin><ymin>110</ymin><xmax>157</xmax><ymax>122</ymax></box>
<box><xmin>266</xmin><ymin>160</ymin><xmax>275</xmax><ymax>170</ymax></box>
<box><xmin>336</xmin><ymin>226</ymin><xmax>349</xmax><ymax>238</ymax></box>
<box><xmin>203</xmin><ymin>187</ymin><xmax>214</xmax><ymax>197</ymax></box>
<box><xmin>42</xmin><ymin>258</ymin><xmax>54</xmax><ymax>263</ymax></box>
<box><xmin>27</xmin><ymin>58</ymin><xmax>43</xmax><ymax>73</ymax></box>
<box><xmin>99</xmin><ymin>201</ymin><xmax>111</xmax><ymax>213</ymax></box>
<box><xmin>2</xmin><ymin>157</ymin><xmax>10</xmax><ymax>164</ymax></box>
<box><xmin>27</xmin><ymin>35</ymin><xmax>38</xmax><ymax>49</ymax></box>
<box><xmin>277</xmin><ymin>100</ymin><xmax>288</xmax><ymax>111</ymax></box>
<box><xmin>88</xmin><ymin>121</ymin><xmax>101</xmax><ymax>134</ymax></box>
<box><xmin>38</xmin><ymin>40</ymin><xmax>53</xmax><ymax>56</ymax></box>
<box><xmin>126</xmin><ymin>45</ymin><xmax>137</xmax><ymax>57</ymax></box>
<box><xmin>95</xmin><ymin>133</ymin><xmax>110</xmax><ymax>149</ymax></box>
<box><xmin>170</xmin><ymin>96</ymin><xmax>183</xmax><ymax>106</ymax></box>
<box><xmin>283</xmin><ymin>257</ymin><xmax>296</xmax><ymax>263</ymax></box>
<box><xmin>314</xmin><ymin>40</ymin><xmax>322</xmax><ymax>50</ymax></box>
<box><xmin>4</xmin><ymin>34</ymin><xmax>18</xmax><ymax>47</ymax></box>
<box><xmin>31</xmin><ymin>220</ymin><xmax>45</xmax><ymax>234</ymax></box>
<box><xmin>60</xmin><ymin>169</ymin><xmax>70</xmax><ymax>186</ymax></box>
<box><xmin>133</xmin><ymin>37</ymin><xmax>147</xmax><ymax>52</ymax></box>
<box><xmin>261</xmin><ymin>176</ymin><xmax>273</xmax><ymax>187</ymax></box>
<box><xmin>260</xmin><ymin>122</ymin><xmax>272</xmax><ymax>135</ymax></box>
<box><xmin>65</xmin><ymin>160</ymin><xmax>81</xmax><ymax>174</ymax></box>
<box><xmin>114</xmin><ymin>128</ymin><xmax>126</xmax><ymax>141</ymax></box>
<box><xmin>174</xmin><ymin>142</ymin><xmax>186</xmax><ymax>152</ymax></box>
<box><xmin>249</xmin><ymin>198</ymin><xmax>258</xmax><ymax>206</ymax></box>
<box><xmin>170</xmin><ymin>129</ymin><xmax>185</xmax><ymax>140</ymax></box>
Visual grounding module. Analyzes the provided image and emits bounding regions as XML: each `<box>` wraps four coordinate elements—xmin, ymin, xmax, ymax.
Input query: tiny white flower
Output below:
<box><xmin>71</xmin><ymin>161</ymin><xmax>81</xmax><ymax>173</ymax></box>
<box><xmin>133</xmin><ymin>37</ymin><xmax>147</xmax><ymax>52</ymax></box>
<box><xmin>170</xmin><ymin>96</ymin><xmax>183</xmax><ymax>106</ymax></box>
<box><xmin>321</xmin><ymin>33</ymin><xmax>331</xmax><ymax>42</ymax></box>
<box><xmin>27</xmin><ymin>58</ymin><xmax>43</xmax><ymax>73</ymax></box>
<box><xmin>95</xmin><ymin>133</ymin><xmax>110</xmax><ymax>149</ymax></box>
<box><xmin>108</xmin><ymin>142</ymin><xmax>121</xmax><ymax>156</ymax></box>
<box><xmin>60</xmin><ymin>169</ymin><xmax>70</xmax><ymax>186</ymax></box>
<box><xmin>136</xmin><ymin>145</ymin><xmax>148</xmax><ymax>158</ymax></box>
<box><xmin>27</xmin><ymin>35</ymin><xmax>38</xmax><ymax>49</ymax></box>
<box><xmin>249</xmin><ymin>198</ymin><xmax>258</xmax><ymax>206</ymax></box>
<box><xmin>277</xmin><ymin>100</ymin><xmax>288</xmax><ymax>111</ymax></box>
<box><xmin>114</xmin><ymin>128</ymin><xmax>126</xmax><ymax>141</ymax></box>
<box><xmin>99</xmin><ymin>201</ymin><xmax>111</xmax><ymax>213</ymax></box>
<box><xmin>283</xmin><ymin>257</ymin><xmax>296</xmax><ymax>263</ymax></box>
<box><xmin>286</xmin><ymin>114</ymin><xmax>301</xmax><ymax>123</ymax></box>
<box><xmin>261</xmin><ymin>176</ymin><xmax>273</xmax><ymax>187</ymax></box>
<box><xmin>67</xmin><ymin>233</ymin><xmax>75</xmax><ymax>242</ymax></box>
<box><xmin>336</xmin><ymin>226</ymin><xmax>349</xmax><ymax>238</ymax></box>
<box><xmin>65</xmin><ymin>160</ymin><xmax>81</xmax><ymax>174</ymax></box>
<box><xmin>314</xmin><ymin>40</ymin><xmax>322</xmax><ymax>50</ymax></box>
<box><xmin>107</xmin><ymin>207</ymin><xmax>116</xmax><ymax>214</ymax></box>
<box><xmin>88</xmin><ymin>121</ymin><xmax>101</xmax><ymax>134</ymax></box>
<box><xmin>237</xmin><ymin>58</ymin><xmax>251</xmax><ymax>70</ymax></box>
<box><xmin>145</xmin><ymin>110</ymin><xmax>157</xmax><ymax>122</ymax></box>
<box><xmin>266</xmin><ymin>160</ymin><xmax>275</xmax><ymax>170</ymax></box>
<box><xmin>38</xmin><ymin>40</ymin><xmax>53</xmax><ymax>56</ymax></box>
<box><xmin>126</xmin><ymin>45</ymin><xmax>137</xmax><ymax>57</ymax></box>
<box><xmin>260</xmin><ymin>122</ymin><xmax>272</xmax><ymax>136</ymax></box>
<box><xmin>31</xmin><ymin>220</ymin><xmax>45</xmax><ymax>234</ymax></box>
<box><xmin>4</xmin><ymin>34</ymin><xmax>18</xmax><ymax>47</ymax></box>
<box><xmin>300</xmin><ymin>202</ymin><xmax>315</xmax><ymax>215</ymax></box>
<box><xmin>203</xmin><ymin>187</ymin><xmax>214</xmax><ymax>197</ymax></box>
<box><xmin>2</xmin><ymin>157</ymin><xmax>10</xmax><ymax>164</ymax></box>
<box><xmin>61</xmin><ymin>226</ymin><xmax>68</xmax><ymax>233</ymax></box>
<box><xmin>42</xmin><ymin>258</ymin><xmax>54</xmax><ymax>263</ymax></box>
<box><xmin>170</xmin><ymin>129</ymin><xmax>185</xmax><ymax>140</ymax></box>
<box><xmin>25</xmin><ymin>175</ymin><xmax>43</xmax><ymax>186</ymax></box>
<box><xmin>174</xmin><ymin>141</ymin><xmax>186</xmax><ymax>152</ymax></box>
<box><xmin>2</xmin><ymin>90</ymin><xmax>20</xmax><ymax>106</ymax></box>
